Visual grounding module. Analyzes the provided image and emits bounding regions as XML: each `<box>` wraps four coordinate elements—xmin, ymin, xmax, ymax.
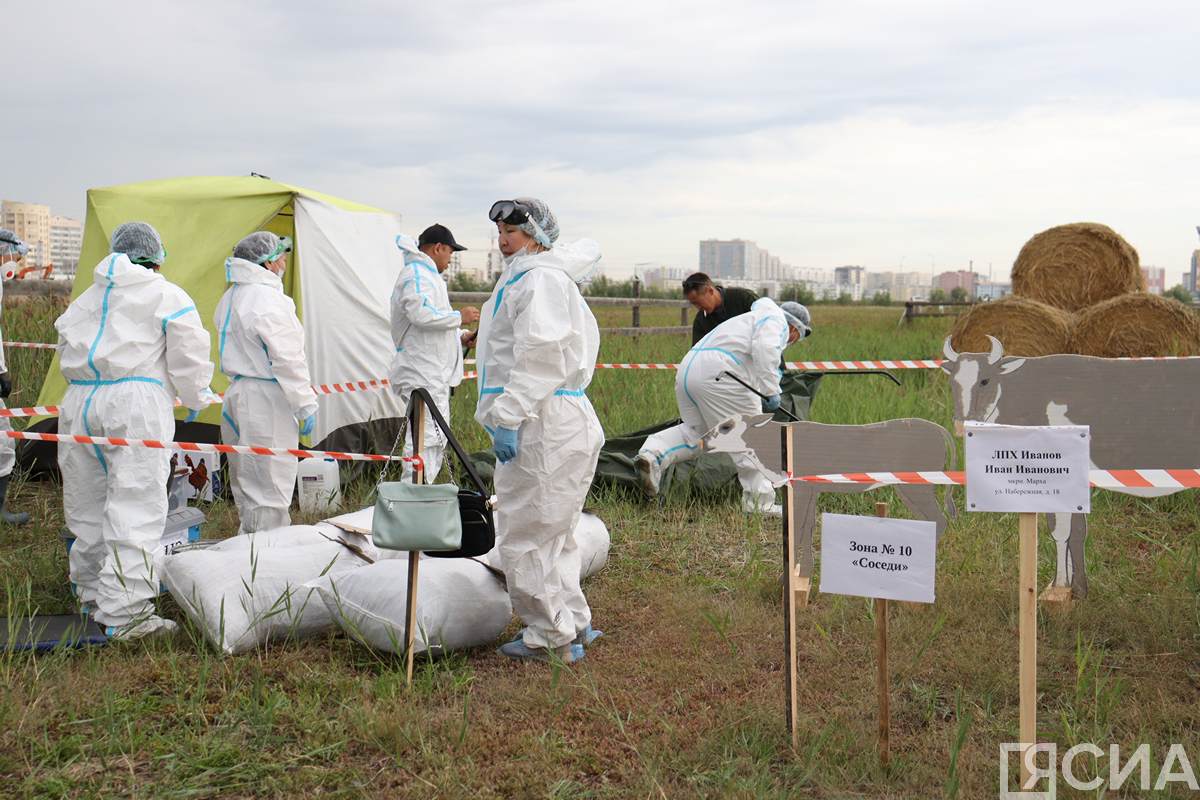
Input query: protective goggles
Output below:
<box><xmin>130</xmin><ymin>248</ymin><xmax>167</xmax><ymax>268</ymax></box>
<box><xmin>488</xmin><ymin>200</ymin><xmax>536</xmax><ymax>226</ymax></box>
<box><xmin>257</xmin><ymin>235</ymin><xmax>293</xmax><ymax>265</ymax></box>
<box><xmin>488</xmin><ymin>200</ymin><xmax>551</xmax><ymax>247</ymax></box>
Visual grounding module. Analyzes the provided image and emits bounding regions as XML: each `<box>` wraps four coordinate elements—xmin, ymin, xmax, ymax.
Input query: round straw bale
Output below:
<box><xmin>1070</xmin><ymin>293</ymin><xmax>1200</xmax><ymax>357</ymax></box>
<box><xmin>949</xmin><ymin>296</ymin><xmax>1075</xmax><ymax>357</ymax></box>
<box><xmin>1011</xmin><ymin>223</ymin><xmax>1143</xmax><ymax>312</ymax></box>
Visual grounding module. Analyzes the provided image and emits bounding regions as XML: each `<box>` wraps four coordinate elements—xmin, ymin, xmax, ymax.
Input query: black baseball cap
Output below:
<box><xmin>418</xmin><ymin>223</ymin><xmax>467</xmax><ymax>251</ymax></box>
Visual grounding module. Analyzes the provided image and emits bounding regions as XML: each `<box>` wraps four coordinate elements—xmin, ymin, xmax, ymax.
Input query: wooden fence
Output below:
<box><xmin>449</xmin><ymin>292</ymin><xmax>691</xmax><ymax>337</ymax></box>
<box><xmin>901</xmin><ymin>300</ymin><xmax>974</xmax><ymax>323</ymax></box>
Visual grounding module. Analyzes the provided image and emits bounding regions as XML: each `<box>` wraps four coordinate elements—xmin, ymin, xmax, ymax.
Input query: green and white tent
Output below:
<box><xmin>34</xmin><ymin>175</ymin><xmax>407</xmax><ymax>454</ymax></box>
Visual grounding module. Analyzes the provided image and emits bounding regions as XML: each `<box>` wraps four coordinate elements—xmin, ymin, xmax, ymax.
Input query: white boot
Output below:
<box><xmin>634</xmin><ymin>452</ymin><xmax>662</xmax><ymax>498</ymax></box>
<box><xmin>742</xmin><ymin>491</ymin><xmax>782</xmax><ymax>517</ymax></box>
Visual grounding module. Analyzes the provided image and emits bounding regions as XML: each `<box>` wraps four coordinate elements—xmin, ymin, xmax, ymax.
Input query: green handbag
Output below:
<box><xmin>371</xmin><ymin>416</ymin><xmax>464</xmax><ymax>553</ymax></box>
<box><xmin>372</xmin><ymin>481</ymin><xmax>463</xmax><ymax>552</ymax></box>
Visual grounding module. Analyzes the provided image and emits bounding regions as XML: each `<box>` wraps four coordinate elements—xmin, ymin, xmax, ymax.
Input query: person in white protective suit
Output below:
<box><xmin>389</xmin><ymin>224</ymin><xmax>480</xmax><ymax>481</ymax></box>
<box><xmin>476</xmin><ymin>198</ymin><xmax>604</xmax><ymax>664</ymax></box>
<box><xmin>634</xmin><ymin>298</ymin><xmax>812</xmax><ymax>515</ymax></box>
<box><xmin>215</xmin><ymin>231</ymin><xmax>319</xmax><ymax>534</ymax></box>
<box><xmin>0</xmin><ymin>229</ymin><xmax>32</xmax><ymax>525</ymax></box>
<box><xmin>56</xmin><ymin>222</ymin><xmax>216</xmax><ymax>640</ymax></box>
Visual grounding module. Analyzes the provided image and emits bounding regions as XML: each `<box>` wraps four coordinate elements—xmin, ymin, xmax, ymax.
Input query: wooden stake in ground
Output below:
<box><xmin>874</xmin><ymin>502</ymin><xmax>890</xmax><ymax>767</ymax></box>
<box><xmin>782</xmin><ymin>425</ymin><xmax>800</xmax><ymax>750</ymax></box>
<box><xmin>404</xmin><ymin>393</ymin><xmax>426</xmax><ymax>687</ymax></box>
<box><xmin>1018</xmin><ymin>511</ymin><xmax>1038</xmax><ymax>787</ymax></box>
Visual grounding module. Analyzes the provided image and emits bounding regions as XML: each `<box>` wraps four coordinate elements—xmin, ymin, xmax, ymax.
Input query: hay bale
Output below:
<box><xmin>1071</xmin><ymin>293</ymin><xmax>1200</xmax><ymax>357</ymax></box>
<box><xmin>949</xmin><ymin>296</ymin><xmax>1074</xmax><ymax>357</ymax></box>
<box><xmin>1011</xmin><ymin>223</ymin><xmax>1143</xmax><ymax>312</ymax></box>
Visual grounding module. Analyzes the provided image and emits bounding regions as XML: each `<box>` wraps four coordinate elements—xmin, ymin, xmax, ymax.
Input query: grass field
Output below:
<box><xmin>2</xmin><ymin>300</ymin><xmax>1200</xmax><ymax>798</ymax></box>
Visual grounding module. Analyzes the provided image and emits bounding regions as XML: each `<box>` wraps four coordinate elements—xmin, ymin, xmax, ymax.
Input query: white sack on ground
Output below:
<box><xmin>476</xmin><ymin>511</ymin><xmax>610</xmax><ymax>579</ymax></box>
<box><xmin>162</xmin><ymin>537</ymin><xmax>370</xmax><ymax>654</ymax></box>
<box><xmin>308</xmin><ymin>556</ymin><xmax>511</xmax><ymax>655</ymax></box>
<box><xmin>576</xmin><ymin>512</ymin><xmax>610</xmax><ymax>578</ymax></box>
<box><xmin>309</xmin><ymin>513</ymin><xmax>611</xmax><ymax>655</ymax></box>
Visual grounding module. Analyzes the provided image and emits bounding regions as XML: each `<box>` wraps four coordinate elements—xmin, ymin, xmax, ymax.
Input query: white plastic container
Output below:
<box><xmin>297</xmin><ymin>458</ymin><xmax>341</xmax><ymax>514</ymax></box>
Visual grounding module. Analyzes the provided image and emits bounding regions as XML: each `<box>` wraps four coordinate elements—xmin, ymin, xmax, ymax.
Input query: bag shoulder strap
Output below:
<box><xmin>375</xmin><ymin>414</ymin><xmax>409</xmax><ymax>489</ymax></box>
<box><xmin>466</xmin><ymin>556</ymin><xmax>507</xmax><ymax>589</ymax></box>
<box><xmin>410</xmin><ymin>387</ymin><xmax>489</xmax><ymax>496</ymax></box>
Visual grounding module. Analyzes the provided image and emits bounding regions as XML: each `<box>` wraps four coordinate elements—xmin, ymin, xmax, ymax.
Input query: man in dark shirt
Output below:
<box><xmin>683</xmin><ymin>272</ymin><xmax>758</xmax><ymax>344</ymax></box>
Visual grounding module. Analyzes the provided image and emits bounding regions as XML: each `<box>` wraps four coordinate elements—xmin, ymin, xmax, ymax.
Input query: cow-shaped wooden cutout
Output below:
<box><xmin>941</xmin><ymin>335</ymin><xmax>1200</xmax><ymax>599</ymax></box>
<box><xmin>706</xmin><ymin>414</ymin><xmax>957</xmax><ymax>606</ymax></box>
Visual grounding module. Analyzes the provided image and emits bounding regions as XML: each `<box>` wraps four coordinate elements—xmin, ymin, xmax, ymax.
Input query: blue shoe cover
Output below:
<box><xmin>575</xmin><ymin>625</ymin><xmax>603</xmax><ymax>646</ymax></box>
<box><xmin>497</xmin><ymin>638</ymin><xmax>584</xmax><ymax>663</ymax></box>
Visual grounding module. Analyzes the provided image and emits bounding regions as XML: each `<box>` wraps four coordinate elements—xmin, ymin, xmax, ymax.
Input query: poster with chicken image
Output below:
<box><xmin>170</xmin><ymin>449</ymin><xmax>218</xmax><ymax>503</ymax></box>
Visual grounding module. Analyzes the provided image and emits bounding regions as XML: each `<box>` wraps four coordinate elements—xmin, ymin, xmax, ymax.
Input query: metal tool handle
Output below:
<box><xmin>716</xmin><ymin>371</ymin><xmax>802</xmax><ymax>423</ymax></box>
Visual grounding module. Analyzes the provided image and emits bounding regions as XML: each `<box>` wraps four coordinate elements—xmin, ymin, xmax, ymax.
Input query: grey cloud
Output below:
<box><xmin>5</xmin><ymin>1</ymin><xmax>1200</xmax><ymax>273</ymax></box>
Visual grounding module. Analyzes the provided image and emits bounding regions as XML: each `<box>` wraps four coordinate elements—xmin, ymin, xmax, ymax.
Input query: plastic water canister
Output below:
<box><xmin>297</xmin><ymin>458</ymin><xmax>341</xmax><ymax>514</ymax></box>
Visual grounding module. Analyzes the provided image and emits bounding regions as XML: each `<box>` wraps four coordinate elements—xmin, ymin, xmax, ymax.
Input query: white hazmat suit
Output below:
<box><xmin>215</xmin><ymin>257</ymin><xmax>319</xmax><ymax>534</ymax></box>
<box><xmin>388</xmin><ymin>234</ymin><xmax>465</xmax><ymax>481</ymax></box>
<box><xmin>638</xmin><ymin>297</ymin><xmax>791</xmax><ymax>512</ymax></box>
<box><xmin>57</xmin><ymin>253</ymin><xmax>214</xmax><ymax>630</ymax></box>
<box><xmin>475</xmin><ymin>240</ymin><xmax>604</xmax><ymax>651</ymax></box>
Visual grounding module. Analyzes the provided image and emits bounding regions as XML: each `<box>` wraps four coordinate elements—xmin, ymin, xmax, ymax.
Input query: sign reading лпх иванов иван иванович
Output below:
<box><xmin>964</xmin><ymin>422</ymin><xmax>1091</xmax><ymax>514</ymax></box>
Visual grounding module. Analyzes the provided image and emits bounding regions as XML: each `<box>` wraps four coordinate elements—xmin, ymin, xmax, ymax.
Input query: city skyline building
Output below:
<box><xmin>1</xmin><ymin>200</ymin><xmax>52</xmax><ymax>268</ymax></box>
<box><xmin>1140</xmin><ymin>265</ymin><xmax>1165</xmax><ymax>295</ymax></box>
<box><xmin>936</xmin><ymin>269</ymin><xmax>980</xmax><ymax>297</ymax></box>
<box><xmin>833</xmin><ymin>265</ymin><xmax>865</xmax><ymax>301</ymax></box>
<box><xmin>485</xmin><ymin>235</ymin><xmax>504</xmax><ymax>282</ymax></box>
<box><xmin>51</xmin><ymin>215</ymin><xmax>83</xmax><ymax>274</ymax></box>
<box><xmin>2</xmin><ymin>200</ymin><xmax>83</xmax><ymax>274</ymax></box>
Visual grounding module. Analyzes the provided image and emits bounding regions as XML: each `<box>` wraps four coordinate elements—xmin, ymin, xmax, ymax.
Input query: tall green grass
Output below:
<box><xmin>3</xmin><ymin>302</ymin><xmax>1199</xmax><ymax>798</ymax></box>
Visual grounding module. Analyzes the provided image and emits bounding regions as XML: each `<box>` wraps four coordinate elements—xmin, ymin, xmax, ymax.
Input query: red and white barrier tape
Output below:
<box><xmin>1</xmin><ymin>429</ymin><xmax>420</xmax><ymax>464</ymax></box>
<box><xmin>0</xmin><ymin>404</ymin><xmax>60</xmax><ymax>419</ymax></box>
<box><xmin>785</xmin><ymin>359</ymin><xmax>943</xmax><ymax>371</ymax></box>
<box><xmin>313</xmin><ymin>378</ymin><xmax>392</xmax><ymax>395</ymax></box>
<box><xmin>461</xmin><ymin>361</ymin><xmax>942</xmax><ymax>377</ymax></box>
<box><xmin>3</xmin><ymin>341</ymin><xmax>57</xmax><ymax>350</ymax></box>
<box><xmin>789</xmin><ymin>469</ymin><xmax>1200</xmax><ymax>490</ymax></box>
<box><xmin>0</xmin><ymin>376</ymin><xmax>398</xmax><ymax>419</ymax></box>
<box><xmin>460</xmin><ymin>361</ymin><xmax>936</xmax><ymax>381</ymax></box>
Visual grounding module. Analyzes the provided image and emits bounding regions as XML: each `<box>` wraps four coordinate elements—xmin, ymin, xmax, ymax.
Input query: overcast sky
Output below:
<box><xmin>5</xmin><ymin>1</ymin><xmax>1199</xmax><ymax>279</ymax></box>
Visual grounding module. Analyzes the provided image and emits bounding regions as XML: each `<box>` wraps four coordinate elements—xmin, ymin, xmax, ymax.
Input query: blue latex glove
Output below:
<box><xmin>761</xmin><ymin>394</ymin><xmax>782</xmax><ymax>412</ymax></box>
<box><xmin>299</xmin><ymin>414</ymin><xmax>316</xmax><ymax>437</ymax></box>
<box><xmin>493</xmin><ymin>427</ymin><xmax>519</xmax><ymax>464</ymax></box>
<box><xmin>184</xmin><ymin>408</ymin><xmax>201</xmax><ymax>423</ymax></box>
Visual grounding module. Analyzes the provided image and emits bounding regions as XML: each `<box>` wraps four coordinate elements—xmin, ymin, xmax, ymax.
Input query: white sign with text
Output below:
<box><xmin>964</xmin><ymin>422</ymin><xmax>1090</xmax><ymax>514</ymax></box>
<box><xmin>819</xmin><ymin>513</ymin><xmax>936</xmax><ymax>604</ymax></box>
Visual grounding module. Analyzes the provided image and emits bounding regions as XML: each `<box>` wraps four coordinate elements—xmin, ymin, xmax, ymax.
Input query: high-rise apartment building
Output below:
<box><xmin>1140</xmin><ymin>266</ymin><xmax>1165</xmax><ymax>295</ymax></box>
<box><xmin>936</xmin><ymin>270</ymin><xmax>979</xmax><ymax>297</ymax></box>
<box><xmin>864</xmin><ymin>270</ymin><xmax>931</xmax><ymax>302</ymax></box>
<box><xmin>1</xmin><ymin>201</ymin><xmax>52</xmax><ymax>268</ymax></box>
<box><xmin>51</xmin><ymin>215</ymin><xmax>83</xmax><ymax>274</ymax></box>
<box><xmin>699</xmin><ymin>239</ymin><xmax>763</xmax><ymax>280</ymax></box>
<box><xmin>485</xmin><ymin>237</ymin><xmax>505</xmax><ymax>282</ymax></box>
<box><xmin>833</xmin><ymin>265</ymin><xmax>865</xmax><ymax>300</ymax></box>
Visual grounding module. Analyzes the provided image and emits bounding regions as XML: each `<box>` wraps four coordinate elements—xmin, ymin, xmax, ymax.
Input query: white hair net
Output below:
<box><xmin>779</xmin><ymin>301</ymin><xmax>812</xmax><ymax>337</ymax></box>
<box><xmin>233</xmin><ymin>231</ymin><xmax>292</xmax><ymax>265</ymax></box>
<box><xmin>513</xmin><ymin>197</ymin><xmax>559</xmax><ymax>247</ymax></box>
<box><xmin>111</xmin><ymin>222</ymin><xmax>166</xmax><ymax>266</ymax></box>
